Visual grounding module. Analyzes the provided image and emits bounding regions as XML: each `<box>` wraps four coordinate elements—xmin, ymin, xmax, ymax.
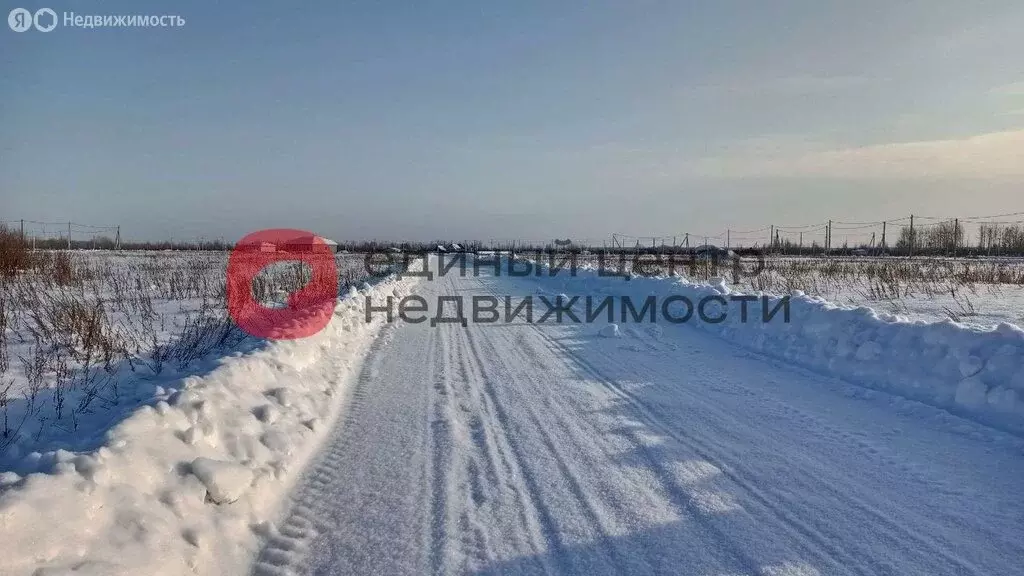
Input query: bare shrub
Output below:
<box><xmin>0</xmin><ymin>250</ymin><xmax>382</xmax><ymax>452</ymax></box>
<box><xmin>0</xmin><ymin>225</ymin><xmax>34</xmax><ymax>278</ymax></box>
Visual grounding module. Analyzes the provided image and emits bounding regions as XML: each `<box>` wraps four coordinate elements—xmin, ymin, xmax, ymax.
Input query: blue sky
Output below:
<box><xmin>3</xmin><ymin>0</ymin><xmax>1024</xmax><ymax>244</ymax></box>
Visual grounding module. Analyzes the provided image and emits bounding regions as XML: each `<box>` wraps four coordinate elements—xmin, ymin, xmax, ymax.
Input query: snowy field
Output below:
<box><xmin>0</xmin><ymin>252</ymin><xmax>1022</xmax><ymax>575</ymax></box>
<box><xmin>0</xmin><ymin>250</ymin><xmax>372</xmax><ymax>467</ymax></box>
<box><xmin>738</xmin><ymin>256</ymin><xmax>1024</xmax><ymax>328</ymax></box>
<box><xmin>535</xmin><ymin>253</ymin><xmax>1024</xmax><ymax>328</ymax></box>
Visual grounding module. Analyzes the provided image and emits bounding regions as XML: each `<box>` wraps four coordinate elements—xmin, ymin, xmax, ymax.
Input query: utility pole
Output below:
<box><xmin>953</xmin><ymin>218</ymin><xmax>959</xmax><ymax>257</ymax></box>
<box><xmin>67</xmin><ymin>221</ymin><xmax>71</xmax><ymax>250</ymax></box>
<box><xmin>115</xmin><ymin>226</ymin><xmax>121</xmax><ymax>250</ymax></box>
<box><xmin>909</xmin><ymin>215</ymin><xmax>915</xmax><ymax>257</ymax></box>
<box><xmin>799</xmin><ymin>232</ymin><xmax>803</xmax><ymax>255</ymax></box>
<box><xmin>769</xmin><ymin>225</ymin><xmax>774</xmax><ymax>251</ymax></box>
<box><xmin>726</xmin><ymin>229</ymin><xmax>730</xmax><ymax>250</ymax></box>
<box><xmin>881</xmin><ymin>221</ymin><xmax>886</xmax><ymax>252</ymax></box>
<box><xmin>20</xmin><ymin>219</ymin><xmax>24</xmax><ymax>243</ymax></box>
<box><xmin>827</xmin><ymin>220</ymin><xmax>832</xmax><ymax>253</ymax></box>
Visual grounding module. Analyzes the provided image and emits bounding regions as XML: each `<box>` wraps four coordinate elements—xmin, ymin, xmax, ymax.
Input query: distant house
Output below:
<box><xmin>236</xmin><ymin>240</ymin><xmax>277</xmax><ymax>253</ymax></box>
<box><xmin>318</xmin><ymin>237</ymin><xmax>339</xmax><ymax>253</ymax></box>
<box><xmin>282</xmin><ymin>235</ymin><xmax>339</xmax><ymax>254</ymax></box>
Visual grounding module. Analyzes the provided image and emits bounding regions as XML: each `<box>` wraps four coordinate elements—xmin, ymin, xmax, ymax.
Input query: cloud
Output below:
<box><xmin>989</xmin><ymin>81</ymin><xmax>1024</xmax><ymax>96</ymax></box>
<box><xmin>686</xmin><ymin>75</ymin><xmax>870</xmax><ymax>98</ymax></box>
<box><xmin>690</xmin><ymin>129</ymin><xmax>1024</xmax><ymax>180</ymax></box>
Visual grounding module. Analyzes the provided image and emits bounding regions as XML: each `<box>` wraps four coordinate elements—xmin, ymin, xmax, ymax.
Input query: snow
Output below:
<box><xmin>524</xmin><ymin>258</ymin><xmax>1024</xmax><ymax>433</ymax></box>
<box><xmin>955</xmin><ymin>378</ymin><xmax>990</xmax><ymax>410</ymax></box>
<box><xmin>0</xmin><ymin>250</ymin><xmax>373</xmax><ymax>466</ymax></box>
<box><xmin>190</xmin><ymin>457</ymin><xmax>254</xmax><ymax>504</ymax></box>
<box><xmin>2</xmin><ymin>253</ymin><xmax>1023</xmax><ymax>575</ymax></box>
<box><xmin>553</xmin><ymin>253</ymin><xmax>1024</xmax><ymax>328</ymax></box>
<box><xmin>250</xmin><ymin>257</ymin><xmax>1024</xmax><ymax>575</ymax></box>
<box><xmin>0</xmin><ymin>272</ymin><xmax>422</xmax><ymax>576</ymax></box>
<box><xmin>803</xmin><ymin>283</ymin><xmax>1024</xmax><ymax>328</ymax></box>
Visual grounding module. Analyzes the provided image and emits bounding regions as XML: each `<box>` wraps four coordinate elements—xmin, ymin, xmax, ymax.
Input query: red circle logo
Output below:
<box><xmin>227</xmin><ymin>229</ymin><xmax>339</xmax><ymax>340</ymax></box>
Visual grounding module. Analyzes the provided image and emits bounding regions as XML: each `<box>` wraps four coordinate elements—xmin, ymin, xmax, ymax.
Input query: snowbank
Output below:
<box><xmin>519</xmin><ymin>259</ymin><xmax>1024</xmax><ymax>434</ymax></box>
<box><xmin>0</xmin><ymin>274</ymin><xmax>421</xmax><ymax>576</ymax></box>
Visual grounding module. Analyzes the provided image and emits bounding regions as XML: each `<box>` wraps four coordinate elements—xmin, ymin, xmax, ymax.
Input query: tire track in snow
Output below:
<box><xmin>457</xmin><ymin>320</ymin><xmax>630</xmax><ymax>573</ymax></box>
<box><xmin>253</xmin><ymin>320</ymin><xmax>435</xmax><ymax>576</ymax></box>
<box><xmin>426</xmin><ymin>274</ymin><xmax>556</xmax><ymax>574</ymax></box>
<box><xmin>487</xmin><ymin>275</ymin><xmax>888</xmax><ymax>574</ymax></box>
<box><xmin>444</xmin><ymin>313</ymin><xmax>568</xmax><ymax>575</ymax></box>
<box><xmin>251</xmin><ymin>325</ymin><xmax>405</xmax><ymax>576</ymax></box>
<box><xmin>427</xmin><ymin>320</ymin><xmax>452</xmax><ymax>575</ymax></box>
<box><xmin>432</xmin><ymin>305</ymin><xmax>509</xmax><ymax>574</ymax></box>
<box><xmin>462</xmin><ymin>323</ymin><xmax>671</xmax><ymax>574</ymax></box>
<box><xmin>470</xmin><ymin>280</ymin><xmax>766</xmax><ymax>575</ymax></box>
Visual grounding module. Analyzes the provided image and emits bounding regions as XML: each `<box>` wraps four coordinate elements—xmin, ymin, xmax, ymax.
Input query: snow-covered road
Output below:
<box><xmin>252</xmin><ymin>268</ymin><xmax>1024</xmax><ymax>576</ymax></box>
